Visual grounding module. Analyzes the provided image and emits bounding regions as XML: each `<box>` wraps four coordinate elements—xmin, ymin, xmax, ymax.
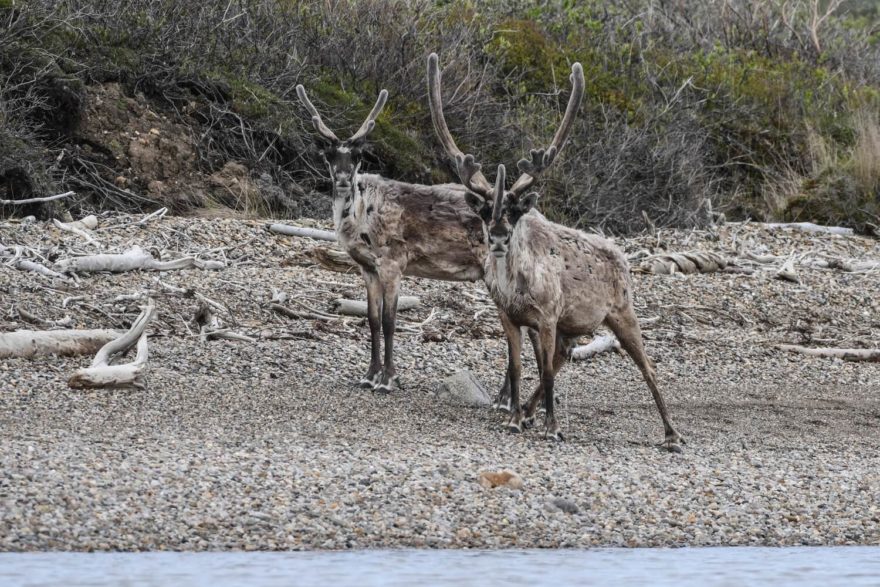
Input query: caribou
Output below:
<box><xmin>295</xmin><ymin>84</ymin><xmax>525</xmax><ymax>395</ymax></box>
<box><xmin>427</xmin><ymin>53</ymin><xmax>684</xmax><ymax>451</ymax></box>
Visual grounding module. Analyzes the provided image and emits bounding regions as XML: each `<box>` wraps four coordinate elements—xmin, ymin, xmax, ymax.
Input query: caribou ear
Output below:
<box><xmin>464</xmin><ymin>191</ymin><xmax>492</xmax><ymax>222</ymax></box>
<box><xmin>507</xmin><ymin>191</ymin><xmax>539</xmax><ymax>224</ymax></box>
<box><xmin>347</xmin><ymin>131</ymin><xmax>372</xmax><ymax>151</ymax></box>
<box><xmin>315</xmin><ymin>134</ymin><xmax>339</xmax><ymax>154</ymax></box>
<box><xmin>520</xmin><ymin>192</ymin><xmax>540</xmax><ymax>213</ymax></box>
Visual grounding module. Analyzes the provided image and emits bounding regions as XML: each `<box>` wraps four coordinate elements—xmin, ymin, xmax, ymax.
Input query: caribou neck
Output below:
<box><xmin>331</xmin><ymin>181</ymin><xmax>363</xmax><ymax>233</ymax></box>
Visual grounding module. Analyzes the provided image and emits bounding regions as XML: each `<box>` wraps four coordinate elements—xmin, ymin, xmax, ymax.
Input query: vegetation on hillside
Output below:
<box><xmin>1</xmin><ymin>0</ymin><xmax>878</xmax><ymax>233</ymax></box>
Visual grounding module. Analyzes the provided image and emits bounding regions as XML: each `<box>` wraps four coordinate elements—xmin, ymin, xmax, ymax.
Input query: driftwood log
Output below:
<box><xmin>268</xmin><ymin>224</ymin><xmax>337</xmax><ymax>242</ymax></box>
<box><xmin>639</xmin><ymin>251</ymin><xmax>729</xmax><ymax>275</ymax></box>
<box><xmin>332</xmin><ymin>296</ymin><xmax>420</xmax><ymax>317</ymax></box>
<box><xmin>0</xmin><ymin>329</ymin><xmax>122</xmax><ymax>359</ymax></box>
<box><xmin>68</xmin><ymin>302</ymin><xmax>157</xmax><ymax>389</ymax></box>
<box><xmin>570</xmin><ymin>334</ymin><xmax>622</xmax><ymax>360</ymax></box>
<box><xmin>56</xmin><ymin>246</ymin><xmax>225</xmax><ymax>273</ymax></box>
<box><xmin>763</xmin><ymin>222</ymin><xmax>854</xmax><ymax>236</ymax></box>
<box><xmin>777</xmin><ymin>344</ymin><xmax>880</xmax><ymax>363</ymax></box>
<box><xmin>313</xmin><ymin>246</ymin><xmax>357</xmax><ymax>272</ymax></box>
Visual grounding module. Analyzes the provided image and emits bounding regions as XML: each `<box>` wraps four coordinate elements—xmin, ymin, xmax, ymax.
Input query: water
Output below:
<box><xmin>1</xmin><ymin>547</ymin><xmax>878</xmax><ymax>587</ymax></box>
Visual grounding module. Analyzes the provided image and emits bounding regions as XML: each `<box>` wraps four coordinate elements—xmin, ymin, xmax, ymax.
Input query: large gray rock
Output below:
<box><xmin>435</xmin><ymin>370</ymin><xmax>492</xmax><ymax>406</ymax></box>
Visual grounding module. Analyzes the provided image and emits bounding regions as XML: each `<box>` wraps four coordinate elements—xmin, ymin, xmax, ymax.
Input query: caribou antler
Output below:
<box><xmin>492</xmin><ymin>164</ymin><xmax>507</xmax><ymax>222</ymax></box>
<box><xmin>427</xmin><ymin>53</ymin><xmax>493</xmax><ymax>197</ymax></box>
<box><xmin>348</xmin><ymin>89</ymin><xmax>389</xmax><ymax>144</ymax></box>
<box><xmin>295</xmin><ymin>85</ymin><xmax>388</xmax><ymax>146</ymax></box>
<box><xmin>509</xmin><ymin>62</ymin><xmax>585</xmax><ymax>195</ymax></box>
<box><xmin>454</xmin><ymin>153</ymin><xmax>491</xmax><ymax>198</ymax></box>
<box><xmin>296</xmin><ymin>85</ymin><xmax>340</xmax><ymax>144</ymax></box>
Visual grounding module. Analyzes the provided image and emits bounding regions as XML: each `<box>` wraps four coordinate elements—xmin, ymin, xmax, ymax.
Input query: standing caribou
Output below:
<box><xmin>428</xmin><ymin>53</ymin><xmax>684</xmax><ymax>451</ymax></box>
<box><xmin>295</xmin><ymin>84</ymin><xmax>525</xmax><ymax>394</ymax></box>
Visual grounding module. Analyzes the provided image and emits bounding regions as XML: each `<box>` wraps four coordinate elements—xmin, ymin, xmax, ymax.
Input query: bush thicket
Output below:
<box><xmin>1</xmin><ymin>0</ymin><xmax>878</xmax><ymax>233</ymax></box>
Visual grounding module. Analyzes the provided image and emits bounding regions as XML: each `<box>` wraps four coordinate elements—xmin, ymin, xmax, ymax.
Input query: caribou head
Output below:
<box><xmin>482</xmin><ymin>165</ymin><xmax>540</xmax><ymax>258</ymax></box>
<box><xmin>295</xmin><ymin>85</ymin><xmax>388</xmax><ymax>199</ymax></box>
<box><xmin>426</xmin><ymin>53</ymin><xmax>585</xmax><ymax>253</ymax></box>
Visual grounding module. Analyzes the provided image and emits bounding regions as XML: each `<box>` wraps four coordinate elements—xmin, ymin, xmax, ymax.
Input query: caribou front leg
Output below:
<box><xmin>374</xmin><ymin>267</ymin><xmax>402</xmax><ymax>393</ymax></box>
<box><xmin>523</xmin><ymin>334</ymin><xmax>571</xmax><ymax>429</ymax></box>
<box><xmin>359</xmin><ymin>270</ymin><xmax>383</xmax><ymax>388</ymax></box>
<box><xmin>499</xmin><ymin>313</ymin><xmax>525</xmax><ymax>432</ymax></box>
<box><xmin>494</xmin><ymin>327</ymin><xmax>541</xmax><ymax>413</ymax></box>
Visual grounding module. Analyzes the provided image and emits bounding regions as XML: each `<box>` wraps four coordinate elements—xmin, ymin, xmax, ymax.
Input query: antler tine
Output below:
<box><xmin>509</xmin><ymin>62</ymin><xmax>586</xmax><ymax>195</ymax></box>
<box><xmin>492</xmin><ymin>164</ymin><xmax>506</xmax><ymax>222</ymax></box>
<box><xmin>427</xmin><ymin>53</ymin><xmax>493</xmax><ymax>195</ymax></box>
<box><xmin>296</xmin><ymin>84</ymin><xmax>340</xmax><ymax>144</ymax></box>
<box><xmin>454</xmin><ymin>153</ymin><xmax>491</xmax><ymax>198</ymax></box>
<box><xmin>347</xmin><ymin>89</ymin><xmax>389</xmax><ymax>144</ymax></box>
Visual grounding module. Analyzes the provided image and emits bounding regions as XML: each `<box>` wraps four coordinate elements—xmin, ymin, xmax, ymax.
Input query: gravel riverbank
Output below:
<box><xmin>1</xmin><ymin>214</ymin><xmax>879</xmax><ymax>550</ymax></box>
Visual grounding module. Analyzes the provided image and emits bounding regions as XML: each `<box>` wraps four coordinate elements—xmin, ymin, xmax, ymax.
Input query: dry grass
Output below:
<box><xmin>761</xmin><ymin>165</ymin><xmax>806</xmax><ymax>221</ymax></box>
<box><xmin>852</xmin><ymin>109</ymin><xmax>880</xmax><ymax>197</ymax></box>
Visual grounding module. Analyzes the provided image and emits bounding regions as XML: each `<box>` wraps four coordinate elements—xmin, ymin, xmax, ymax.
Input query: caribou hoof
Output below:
<box><xmin>544</xmin><ymin>421</ymin><xmax>564</xmax><ymax>442</ymax></box>
<box><xmin>358</xmin><ymin>370</ymin><xmax>381</xmax><ymax>389</ymax></box>
<box><xmin>522</xmin><ymin>413</ymin><xmax>537</xmax><ymax>429</ymax></box>
<box><xmin>493</xmin><ymin>393</ymin><xmax>512</xmax><ymax>413</ymax></box>
<box><xmin>659</xmin><ymin>432</ymin><xmax>685</xmax><ymax>453</ymax></box>
<box><xmin>372</xmin><ymin>371</ymin><xmax>399</xmax><ymax>394</ymax></box>
<box><xmin>505</xmin><ymin>412</ymin><xmax>524</xmax><ymax>433</ymax></box>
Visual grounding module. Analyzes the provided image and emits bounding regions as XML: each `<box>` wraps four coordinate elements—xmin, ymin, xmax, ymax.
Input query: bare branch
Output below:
<box><xmin>0</xmin><ymin>191</ymin><xmax>75</xmax><ymax>206</ymax></box>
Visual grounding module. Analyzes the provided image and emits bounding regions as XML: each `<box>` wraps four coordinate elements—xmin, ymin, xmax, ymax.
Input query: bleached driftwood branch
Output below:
<box><xmin>53</xmin><ymin>215</ymin><xmax>99</xmax><ymax>245</ymax></box>
<box><xmin>570</xmin><ymin>334</ymin><xmax>621</xmax><ymax>360</ymax></box>
<box><xmin>744</xmin><ymin>250</ymin><xmax>878</xmax><ymax>278</ymax></box>
<box><xmin>0</xmin><ymin>329</ymin><xmax>121</xmax><ymax>359</ymax></box>
<box><xmin>1</xmin><ymin>245</ymin><xmax>68</xmax><ymax>280</ymax></box>
<box><xmin>313</xmin><ymin>246</ymin><xmax>357</xmax><ymax>272</ymax></box>
<box><xmin>268</xmin><ymin>224</ymin><xmax>337</xmax><ymax>242</ymax></box>
<box><xmin>0</xmin><ymin>191</ymin><xmax>75</xmax><ymax>206</ymax></box>
<box><xmin>638</xmin><ymin>251</ymin><xmax>728</xmax><ymax>275</ymax></box>
<box><xmin>763</xmin><ymin>222</ymin><xmax>853</xmax><ymax>236</ymax></box>
<box><xmin>332</xmin><ymin>296</ymin><xmax>420</xmax><ymax>317</ymax></box>
<box><xmin>138</xmin><ymin>207</ymin><xmax>168</xmax><ymax>225</ymax></box>
<box><xmin>17</xmin><ymin>307</ymin><xmax>73</xmax><ymax>328</ymax></box>
<box><xmin>775</xmin><ymin>256</ymin><xmax>800</xmax><ymax>283</ymax></box>
<box><xmin>195</xmin><ymin>300</ymin><xmax>255</xmax><ymax>343</ymax></box>
<box><xmin>776</xmin><ymin>344</ymin><xmax>879</xmax><ymax>363</ymax></box>
<box><xmin>56</xmin><ymin>246</ymin><xmax>225</xmax><ymax>273</ymax></box>
<box><xmin>11</xmin><ymin>258</ymin><xmax>68</xmax><ymax>280</ymax></box>
<box><xmin>68</xmin><ymin>302</ymin><xmax>157</xmax><ymax>389</ymax></box>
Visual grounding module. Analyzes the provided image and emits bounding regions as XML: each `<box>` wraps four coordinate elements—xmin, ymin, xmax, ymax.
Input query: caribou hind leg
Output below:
<box><xmin>536</xmin><ymin>324</ymin><xmax>564</xmax><ymax>442</ymax></box>
<box><xmin>605</xmin><ymin>307</ymin><xmax>684</xmax><ymax>452</ymax></box>
<box><xmin>359</xmin><ymin>270</ymin><xmax>384</xmax><ymax>388</ymax></box>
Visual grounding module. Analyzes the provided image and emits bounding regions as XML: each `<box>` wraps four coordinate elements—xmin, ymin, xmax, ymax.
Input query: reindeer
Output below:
<box><xmin>428</xmin><ymin>54</ymin><xmax>684</xmax><ymax>451</ymax></box>
<box><xmin>295</xmin><ymin>84</ymin><xmax>528</xmax><ymax>396</ymax></box>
